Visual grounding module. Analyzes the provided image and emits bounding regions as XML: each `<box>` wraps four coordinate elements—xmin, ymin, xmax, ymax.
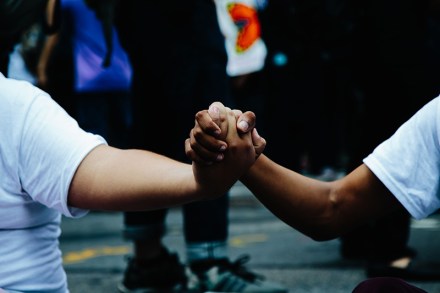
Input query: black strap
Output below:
<box><xmin>84</xmin><ymin>0</ymin><xmax>119</xmax><ymax>68</ymax></box>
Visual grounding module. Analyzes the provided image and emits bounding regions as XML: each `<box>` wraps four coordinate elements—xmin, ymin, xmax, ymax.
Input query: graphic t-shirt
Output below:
<box><xmin>214</xmin><ymin>0</ymin><xmax>267</xmax><ymax>76</ymax></box>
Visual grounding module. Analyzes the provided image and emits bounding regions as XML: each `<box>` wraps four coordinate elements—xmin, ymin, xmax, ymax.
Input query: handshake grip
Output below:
<box><xmin>206</xmin><ymin>102</ymin><xmax>265</xmax><ymax>162</ymax></box>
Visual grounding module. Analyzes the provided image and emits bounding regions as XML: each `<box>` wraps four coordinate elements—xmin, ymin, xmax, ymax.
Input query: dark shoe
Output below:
<box><xmin>341</xmin><ymin>244</ymin><xmax>417</xmax><ymax>263</ymax></box>
<box><xmin>118</xmin><ymin>249</ymin><xmax>187</xmax><ymax>293</ymax></box>
<box><xmin>187</xmin><ymin>255</ymin><xmax>288</xmax><ymax>292</ymax></box>
<box><xmin>367</xmin><ymin>257</ymin><xmax>440</xmax><ymax>281</ymax></box>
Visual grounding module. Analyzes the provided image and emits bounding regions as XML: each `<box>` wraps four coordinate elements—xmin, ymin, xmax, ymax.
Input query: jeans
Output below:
<box><xmin>115</xmin><ymin>0</ymin><xmax>234</xmax><ymax>248</ymax></box>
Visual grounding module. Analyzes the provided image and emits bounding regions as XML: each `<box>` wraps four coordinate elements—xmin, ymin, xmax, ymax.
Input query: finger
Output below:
<box><xmin>192</xmin><ymin>118</ymin><xmax>227</xmax><ymax>152</ymax></box>
<box><xmin>185</xmin><ymin>138</ymin><xmax>214</xmax><ymax>166</ymax></box>
<box><xmin>224</xmin><ymin>109</ymin><xmax>255</xmax><ymax>161</ymax></box>
<box><xmin>224</xmin><ymin>108</ymin><xmax>254</xmax><ymax>147</ymax></box>
<box><xmin>237</xmin><ymin>111</ymin><xmax>256</xmax><ymax>134</ymax></box>
<box><xmin>195</xmin><ymin>109</ymin><xmax>222</xmax><ymax>138</ymax></box>
<box><xmin>232</xmin><ymin>109</ymin><xmax>243</xmax><ymax>120</ymax></box>
<box><xmin>225</xmin><ymin>108</ymin><xmax>242</xmax><ymax>140</ymax></box>
<box><xmin>209</xmin><ymin>102</ymin><xmax>228</xmax><ymax>140</ymax></box>
<box><xmin>189</xmin><ymin>128</ymin><xmax>225</xmax><ymax>162</ymax></box>
<box><xmin>251</xmin><ymin>128</ymin><xmax>266</xmax><ymax>158</ymax></box>
<box><xmin>208</xmin><ymin>102</ymin><xmax>223</xmax><ymax>125</ymax></box>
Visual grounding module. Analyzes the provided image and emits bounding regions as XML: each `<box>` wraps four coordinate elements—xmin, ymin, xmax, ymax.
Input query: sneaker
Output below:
<box><xmin>118</xmin><ymin>249</ymin><xmax>188</xmax><ymax>293</ymax></box>
<box><xmin>187</xmin><ymin>255</ymin><xmax>288</xmax><ymax>293</ymax></box>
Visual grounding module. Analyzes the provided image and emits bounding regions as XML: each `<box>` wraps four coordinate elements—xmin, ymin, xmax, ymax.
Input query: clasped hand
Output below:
<box><xmin>185</xmin><ymin>102</ymin><xmax>266</xmax><ymax>198</ymax></box>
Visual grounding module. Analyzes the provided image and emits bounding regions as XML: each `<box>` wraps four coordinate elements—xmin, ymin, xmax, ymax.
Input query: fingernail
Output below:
<box><xmin>209</xmin><ymin>105</ymin><xmax>220</xmax><ymax>118</ymax></box>
<box><xmin>219</xmin><ymin>145</ymin><xmax>226</xmax><ymax>151</ymax></box>
<box><xmin>238</xmin><ymin>120</ymin><xmax>249</xmax><ymax>131</ymax></box>
<box><xmin>216</xmin><ymin>153</ymin><xmax>224</xmax><ymax>161</ymax></box>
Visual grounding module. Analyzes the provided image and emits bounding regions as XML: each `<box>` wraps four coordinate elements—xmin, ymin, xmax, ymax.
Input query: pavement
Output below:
<box><xmin>61</xmin><ymin>182</ymin><xmax>440</xmax><ymax>293</ymax></box>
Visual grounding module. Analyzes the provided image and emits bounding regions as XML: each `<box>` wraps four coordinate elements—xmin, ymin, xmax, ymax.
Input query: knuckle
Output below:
<box><xmin>227</xmin><ymin>140</ymin><xmax>239</xmax><ymax>151</ymax></box>
<box><xmin>192</xmin><ymin>128</ymin><xmax>203</xmax><ymax>140</ymax></box>
<box><xmin>195</xmin><ymin>110</ymin><xmax>205</xmax><ymax>120</ymax></box>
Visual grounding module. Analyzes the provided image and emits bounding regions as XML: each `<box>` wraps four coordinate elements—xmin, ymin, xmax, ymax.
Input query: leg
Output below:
<box><xmin>119</xmin><ymin>210</ymin><xmax>188</xmax><ymax>292</ymax></box>
<box><xmin>184</xmin><ymin>196</ymin><xmax>229</xmax><ymax>265</ymax></box>
<box><xmin>181</xmin><ymin>1</ymin><xmax>286</xmax><ymax>292</ymax></box>
<box><xmin>115</xmin><ymin>1</ymin><xmax>287</xmax><ymax>292</ymax></box>
<box><xmin>116</xmin><ymin>51</ymin><xmax>189</xmax><ymax>293</ymax></box>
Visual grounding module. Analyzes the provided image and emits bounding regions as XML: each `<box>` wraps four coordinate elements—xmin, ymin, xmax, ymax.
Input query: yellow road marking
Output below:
<box><xmin>63</xmin><ymin>246</ymin><xmax>131</xmax><ymax>264</ymax></box>
<box><xmin>63</xmin><ymin>233</ymin><xmax>268</xmax><ymax>264</ymax></box>
<box><xmin>229</xmin><ymin>234</ymin><xmax>268</xmax><ymax>247</ymax></box>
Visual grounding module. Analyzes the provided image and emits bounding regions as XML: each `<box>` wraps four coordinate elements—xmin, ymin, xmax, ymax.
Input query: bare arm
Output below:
<box><xmin>186</xmin><ymin>102</ymin><xmax>406</xmax><ymax>241</ymax></box>
<box><xmin>68</xmin><ymin>103</ymin><xmax>259</xmax><ymax>211</ymax></box>
<box><xmin>240</xmin><ymin>155</ymin><xmax>404</xmax><ymax>241</ymax></box>
<box><xmin>69</xmin><ymin>145</ymin><xmax>210</xmax><ymax>210</ymax></box>
<box><xmin>45</xmin><ymin>0</ymin><xmax>58</xmax><ymax>28</ymax></box>
<box><xmin>37</xmin><ymin>0</ymin><xmax>60</xmax><ymax>88</ymax></box>
<box><xmin>36</xmin><ymin>33</ymin><xmax>59</xmax><ymax>89</ymax></box>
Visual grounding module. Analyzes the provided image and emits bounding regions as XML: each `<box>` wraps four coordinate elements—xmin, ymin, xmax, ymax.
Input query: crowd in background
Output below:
<box><xmin>12</xmin><ymin>0</ymin><xmax>440</xmax><ymax>179</ymax></box>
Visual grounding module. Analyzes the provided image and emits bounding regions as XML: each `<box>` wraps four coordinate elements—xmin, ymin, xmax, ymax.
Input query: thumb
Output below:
<box><xmin>236</xmin><ymin>111</ymin><xmax>256</xmax><ymax>134</ymax></box>
<box><xmin>208</xmin><ymin>102</ymin><xmax>229</xmax><ymax>140</ymax></box>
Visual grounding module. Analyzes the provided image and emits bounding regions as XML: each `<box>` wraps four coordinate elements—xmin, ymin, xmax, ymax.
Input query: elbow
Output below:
<box><xmin>301</xmin><ymin>188</ymin><xmax>346</xmax><ymax>242</ymax></box>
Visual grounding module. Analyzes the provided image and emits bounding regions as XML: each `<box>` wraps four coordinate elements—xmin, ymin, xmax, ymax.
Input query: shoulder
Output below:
<box><xmin>0</xmin><ymin>76</ymin><xmax>44</xmax><ymax>111</ymax></box>
<box><xmin>0</xmin><ymin>75</ymin><xmax>64</xmax><ymax>133</ymax></box>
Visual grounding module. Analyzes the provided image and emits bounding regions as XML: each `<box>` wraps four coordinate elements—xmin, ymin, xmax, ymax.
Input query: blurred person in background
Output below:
<box><xmin>0</xmin><ymin>0</ymin><xmax>76</xmax><ymax>114</ymax></box>
<box><xmin>7</xmin><ymin>23</ymin><xmax>43</xmax><ymax>84</ymax></box>
<box><xmin>113</xmin><ymin>0</ymin><xmax>287</xmax><ymax>292</ymax></box>
<box><xmin>37</xmin><ymin>0</ymin><xmax>133</xmax><ymax>149</ymax></box>
<box><xmin>215</xmin><ymin>0</ymin><xmax>269</xmax><ymax>135</ymax></box>
<box><xmin>0</xmin><ymin>0</ymin><xmax>59</xmax><ymax>75</ymax></box>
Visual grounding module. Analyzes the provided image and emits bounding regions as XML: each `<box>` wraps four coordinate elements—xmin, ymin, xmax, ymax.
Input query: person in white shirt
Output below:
<box><xmin>187</xmin><ymin>97</ymin><xmax>440</xmax><ymax>292</ymax></box>
<box><xmin>0</xmin><ymin>74</ymin><xmax>262</xmax><ymax>293</ymax></box>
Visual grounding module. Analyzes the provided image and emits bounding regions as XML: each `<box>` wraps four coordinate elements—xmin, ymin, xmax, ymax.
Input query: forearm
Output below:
<box><xmin>68</xmin><ymin>145</ymin><xmax>204</xmax><ymax>211</ymax></box>
<box><xmin>240</xmin><ymin>155</ymin><xmax>339</xmax><ymax>240</ymax></box>
<box><xmin>240</xmin><ymin>155</ymin><xmax>401</xmax><ymax>241</ymax></box>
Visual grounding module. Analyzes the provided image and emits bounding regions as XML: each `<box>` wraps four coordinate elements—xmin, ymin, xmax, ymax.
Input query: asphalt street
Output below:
<box><xmin>61</xmin><ymin>182</ymin><xmax>440</xmax><ymax>293</ymax></box>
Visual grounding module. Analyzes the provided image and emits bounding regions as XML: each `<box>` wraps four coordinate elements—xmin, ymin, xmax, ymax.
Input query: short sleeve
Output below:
<box><xmin>364</xmin><ymin>97</ymin><xmax>440</xmax><ymax>219</ymax></box>
<box><xmin>18</xmin><ymin>92</ymin><xmax>106</xmax><ymax>217</ymax></box>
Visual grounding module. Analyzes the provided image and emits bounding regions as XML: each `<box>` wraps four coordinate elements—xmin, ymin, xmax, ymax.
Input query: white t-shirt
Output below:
<box><xmin>0</xmin><ymin>73</ymin><xmax>106</xmax><ymax>292</ymax></box>
<box><xmin>364</xmin><ymin>96</ymin><xmax>440</xmax><ymax>220</ymax></box>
